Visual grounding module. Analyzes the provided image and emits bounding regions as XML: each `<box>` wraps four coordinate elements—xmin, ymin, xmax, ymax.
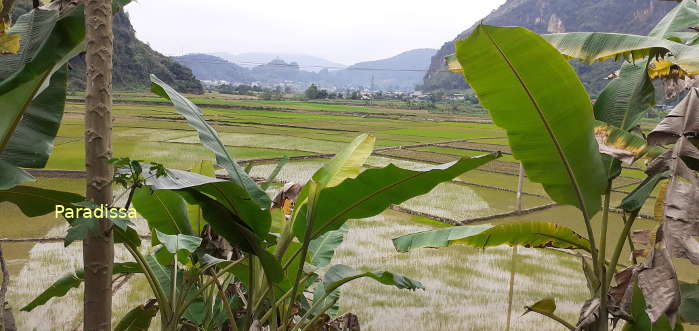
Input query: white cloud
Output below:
<box><xmin>126</xmin><ymin>0</ymin><xmax>506</xmax><ymax>65</ymax></box>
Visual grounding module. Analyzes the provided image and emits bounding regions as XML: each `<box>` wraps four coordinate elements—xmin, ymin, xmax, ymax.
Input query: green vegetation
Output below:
<box><xmin>2</xmin><ymin>1</ymin><xmax>699</xmax><ymax>331</ymax></box>
<box><xmin>397</xmin><ymin>2</ymin><xmax>699</xmax><ymax>328</ymax></box>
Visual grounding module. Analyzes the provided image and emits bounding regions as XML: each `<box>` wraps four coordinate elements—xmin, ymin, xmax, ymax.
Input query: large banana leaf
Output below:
<box><xmin>293</xmin><ymin>153</ymin><xmax>499</xmax><ymax>241</ymax></box>
<box><xmin>0</xmin><ymin>0</ymin><xmax>131</xmax><ymax>154</ymax></box>
<box><xmin>0</xmin><ymin>6</ymin><xmax>80</xmax><ymax>153</ymax></box>
<box><xmin>313</xmin><ymin>133</ymin><xmax>375</xmax><ymax>188</ymax></box>
<box><xmin>132</xmin><ymin>187</ymin><xmax>195</xmax><ymax>237</ymax></box>
<box><xmin>177</xmin><ymin>190</ymin><xmax>283</xmax><ymax>283</ymax></box>
<box><xmin>115</xmin><ymin>302</ymin><xmax>159</xmax><ymax>331</ymax></box>
<box><xmin>0</xmin><ymin>65</ymin><xmax>67</xmax><ymax>168</ymax></box>
<box><xmin>0</xmin><ymin>185</ymin><xmax>84</xmax><ymax>217</ymax></box>
<box><xmin>191</xmin><ymin>181</ymin><xmax>271</xmax><ymax>237</ymax></box>
<box><xmin>322</xmin><ymin>264</ymin><xmax>424</xmax><ymax>292</ymax></box>
<box><xmin>132</xmin><ymin>163</ymin><xmax>272</xmax><ymax>237</ymax></box>
<box><xmin>149</xmin><ymin>75</ymin><xmax>270</xmax><ymax>209</ymax></box>
<box><xmin>289</xmin><ymin>134</ymin><xmax>375</xmax><ymax>241</ymax></box>
<box><xmin>21</xmin><ymin>262</ymin><xmax>140</xmax><ymax>312</ymax></box>
<box><xmin>0</xmin><ymin>159</ymin><xmax>33</xmax><ymax>190</ymax></box>
<box><xmin>541</xmin><ymin>32</ymin><xmax>699</xmax><ymax>74</ymax></box>
<box><xmin>649</xmin><ymin>0</ymin><xmax>699</xmax><ymax>39</ymax></box>
<box><xmin>593</xmin><ymin>60</ymin><xmax>656</xmax><ymax>180</ymax></box>
<box><xmin>619</xmin><ymin>171</ymin><xmax>670</xmax><ymax>212</ymax></box>
<box><xmin>308</xmin><ymin>225</ymin><xmax>348</xmax><ymax>268</ymax></box>
<box><xmin>455</xmin><ymin>25</ymin><xmax>607</xmax><ymax>217</ymax></box>
<box><xmin>310</xmin><ymin>264</ymin><xmax>424</xmax><ymax>318</ymax></box>
<box><xmin>392</xmin><ymin>221</ymin><xmax>591</xmax><ymax>253</ymax></box>
<box><xmin>187</xmin><ymin>160</ymin><xmax>215</xmax><ymax>234</ymax></box>
<box><xmin>594</xmin><ymin>62</ymin><xmax>655</xmax><ymax>131</ymax></box>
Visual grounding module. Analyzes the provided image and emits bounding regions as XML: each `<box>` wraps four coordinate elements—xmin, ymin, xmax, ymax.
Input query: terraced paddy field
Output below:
<box><xmin>2</xmin><ymin>94</ymin><xmax>697</xmax><ymax>330</ymax></box>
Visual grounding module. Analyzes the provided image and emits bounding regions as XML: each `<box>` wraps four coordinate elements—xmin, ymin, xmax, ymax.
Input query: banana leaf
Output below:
<box><xmin>133</xmin><ymin>187</ymin><xmax>195</xmax><ymax>237</ymax></box>
<box><xmin>542</xmin><ymin>32</ymin><xmax>699</xmax><ymax>75</ymax></box>
<box><xmin>290</xmin><ymin>134</ymin><xmax>375</xmax><ymax>239</ymax></box>
<box><xmin>293</xmin><ymin>153</ymin><xmax>499</xmax><ymax>242</ymax></box>
<box><xmin>0</xmin><ymin>65</ymin><xmax>67</xmax><ymax>168</ymax></box>
<box><xmin>455</xmin><ymin>25</ymin><xmax>607</xmax><ymax>217</ymax></box>
<box><xmin>322</xmin><ymin>264</ymin><xmax>424</xmax><ymax>292</ymax></box>
<box><xmin>0</xmin><ymin>185</ymin><xmax>83</xmax><ymax>217</ymax></box>
<box><xmin>392</xmin><ymin>221</ymin><xmax>591</xmax><ymax>253</ymax></box>
<box><xmin>177</xmin><ymin>190</ymin><xmax>283</xmax><ymax>283</ymax></box>
<box><xmin>115</xmin><ymin>302</ymin><xmax>159</xmax><ymax>331</ymax></box>
<box><xmin>308</xmin><ymin>225</ymin><xmax>348</xmax><ymax>268</ymax></box>
<box><xmin>21</xmin><ymin>262</ymin><xmax>141</xmax><ymax>312</ymax></box>
<box><xmin>0</xmin><ymin>0</ymin><xmax>132</xmax><ymax>161</ymax></box>
<box><xmin>649</xmin><ymin>0</ymin><xmax>699</xmax><ymax>39</ymax></box>
<box><xmin>0</xmin><ymin>159</ymin><xmax>33</xmax><ymax>190</ymax></box>
<box><xmin>619</xmin><ymin>171</ymin><xmax>670</xmax><ymax>212</ymax></box>
<box><xmin>149</xmin><ymin>75</ymin><xmax>270</xmax><ymax>209</ymax></box>
<box><xmin>594</xmin><ymin>62</ymin><xmax>655</xmax><ymax>131</ymax></box>
<box><xmin>594</xmin><ymin>120</ymin><xmax>664</xmax><ymax>165</ymax></box>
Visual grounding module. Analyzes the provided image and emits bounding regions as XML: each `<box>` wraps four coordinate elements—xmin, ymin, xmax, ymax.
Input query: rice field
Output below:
<box><xmin>3</xmin><ymin>94</ymin><xmax>697</xmax><ymax>330</ymax></box>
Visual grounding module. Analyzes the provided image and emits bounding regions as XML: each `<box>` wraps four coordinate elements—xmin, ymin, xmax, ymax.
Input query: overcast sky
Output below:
<box><xmin>126</xmin><ymin>0</ymin><xmax>506</xmax><ymax>65</ymax></box>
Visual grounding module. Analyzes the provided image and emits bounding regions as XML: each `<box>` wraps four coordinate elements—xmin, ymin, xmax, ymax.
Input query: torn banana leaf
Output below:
<box><xmin>594</xmin><ymin>120</ymin><xmax>663</xmax><ymax>165</ymax></box>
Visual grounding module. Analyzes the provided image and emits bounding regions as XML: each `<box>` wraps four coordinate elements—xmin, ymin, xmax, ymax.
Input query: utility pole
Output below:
<box><xmin>516</xmin><ymin>163</ymin><xmax>525</xmax><ymax>213</ymax></box>
<box><xmin>84</xmin><ymin>0</ymin><xmax>114</xmax><ymax>329</ymax></box>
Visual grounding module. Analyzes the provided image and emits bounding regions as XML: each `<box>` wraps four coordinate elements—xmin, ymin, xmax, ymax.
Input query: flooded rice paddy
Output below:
<box><xmin>3</xmin><ymin>100</ymin><xmax>698</xmax><ymax>330</ymax></box>
<box><xmin>3</xmin><ymin>162</ymin><xmax>695</xmax><ymax>330</ymax></box>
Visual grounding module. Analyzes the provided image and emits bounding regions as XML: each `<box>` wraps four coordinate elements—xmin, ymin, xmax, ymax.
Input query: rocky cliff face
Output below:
<box><xmin>422</xmin><ymin>0</ymin><xmax>676</xmax><ymax>94</ymax></box>
<box><xmin>69</xmin><ymin>11</ymin><xmax>204</xmax><ymax>94</ymax></box>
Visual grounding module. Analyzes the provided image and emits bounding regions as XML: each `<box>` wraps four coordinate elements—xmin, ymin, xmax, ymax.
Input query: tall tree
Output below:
<box><xmin>83</xmin><ymin>0</ymin><xmax>114</xmax><ymax>329</ymax></box>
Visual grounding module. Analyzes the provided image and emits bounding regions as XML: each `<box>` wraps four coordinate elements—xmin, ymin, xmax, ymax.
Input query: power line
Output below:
<box><xmin>173</xmin><ymin>58</ymin><xmax>452</xmax><ymax>73</ymax></box>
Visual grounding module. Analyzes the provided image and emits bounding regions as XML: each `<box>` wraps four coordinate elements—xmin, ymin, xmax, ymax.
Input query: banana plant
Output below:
<box><xmin>412</xmin><ymin>5</ymin><xmax>699</xmax><ymax>328</ymax></box>
<box><xmin>17</xmin><ymin>76</ymin><xmax>500</xmax><ymax>329</ymax></box>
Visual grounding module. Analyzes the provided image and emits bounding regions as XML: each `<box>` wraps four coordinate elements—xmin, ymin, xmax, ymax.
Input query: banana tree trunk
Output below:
<box><xmin>83</xmin><ymin>0</ymin><xmax>114</xmax><ymax>330</ymax></box>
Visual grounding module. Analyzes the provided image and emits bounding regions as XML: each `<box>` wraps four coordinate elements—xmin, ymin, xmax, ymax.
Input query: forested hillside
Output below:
<box><xmin>422</xmin><ymin>0</ymin><xmax>677</xmax><ymax>94</ymax></box>
<box><xmin>11</xmin><ymin>1</ymin><xmax>203</xmax><ymax>93</ymax></box>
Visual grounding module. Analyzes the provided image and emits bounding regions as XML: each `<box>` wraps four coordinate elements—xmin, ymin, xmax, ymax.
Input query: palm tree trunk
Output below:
<box><xmin>83</xmin><ymin>0</ymin><xmax>114</xmax><ymax>330</ymax></box>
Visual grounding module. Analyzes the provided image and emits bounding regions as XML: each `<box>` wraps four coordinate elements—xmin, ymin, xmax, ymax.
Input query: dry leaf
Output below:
<box><xmin>638</xmin><ymin>235</ymin><xmax>681</xmax><ymax>325</ymax></box>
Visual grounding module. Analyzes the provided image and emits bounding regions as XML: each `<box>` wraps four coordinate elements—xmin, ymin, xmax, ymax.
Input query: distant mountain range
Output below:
<box><xmin>174</xmin><ymin>54</ymin><xmax>253</xmax><ymax>83</ymax></box>
<box><xmin>422</xmin><ymin>0</ymin><xmax>677</xmax><ymax>94</ymax></box>
<box><xmin>175</xmin><ymin>49</ymin><xmax>436</xmax><ymax>91</ymax></box>
<box><xmin>210</xmin><ymin>52</ymin><xmax>347</xmax><ymax>72</ymax></box>
<box><xmin>334</xmin><ymin>49</ymin><xmax>437</xmax><ymax>90</ymax></box>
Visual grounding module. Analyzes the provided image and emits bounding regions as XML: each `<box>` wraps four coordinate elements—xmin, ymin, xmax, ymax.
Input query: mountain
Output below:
<box><xmin>211</xmin><ymin>52</ymin><xmax>347</xmax><ymax>72</ymax></box>
<box><xmin>333</xmin><ymin>48</ymin><xmax>436</xmax><ymax>90</ymax></box>
<box><xmin>422</xmin><ymin>0</ymin><xmax>677</xmax><ymax>94</ymax></box>
<box><xmin>173</xmin><ymin>54</ymin><xmax>252</xmax><ymax>83</ymax></box>
<box><xmin>178</xmin><ymin>49</ymin><xmax>436</xmax><ymax>91</ymax></box>
<box><xmin>249</xmin><ymin>59</ymin><xmax>318</xmax><ymax>83</ymax></box>
<box><xmin>11</xmin><ymin>1</ymin><xmax>203</xmax><ymax>93</ymax></box>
